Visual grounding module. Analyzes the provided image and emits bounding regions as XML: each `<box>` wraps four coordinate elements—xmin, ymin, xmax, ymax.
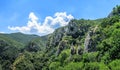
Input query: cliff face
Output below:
<box><xmin>46</xmin><ymin>19</ymin><xmax>98</xmax><ymax>55</ymax></box>
<box><xmin>84</xmin><ymin>25</ymin><xmax>98</xmax><ymax>53</ymax></box>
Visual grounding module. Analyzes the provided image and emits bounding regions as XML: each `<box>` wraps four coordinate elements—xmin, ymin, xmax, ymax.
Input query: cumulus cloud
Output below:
<box><xmin>49</xmin><ymin>12</ymin><xmax>74</xmax><ymax>26</ymax></box>
<box><xmin>8</xmin><ymin>12</ymin><xmax>74</xmax><ymax>36</ymax></box>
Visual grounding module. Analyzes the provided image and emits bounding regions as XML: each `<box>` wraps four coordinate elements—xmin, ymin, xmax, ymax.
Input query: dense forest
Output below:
<box><xmin>0</xmin><ymin>5</ymin><xmax>120</xmax><ymax>70</ymax></box>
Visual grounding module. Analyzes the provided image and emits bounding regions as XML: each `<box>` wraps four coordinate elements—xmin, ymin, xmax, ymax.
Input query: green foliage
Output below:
<box><xmin>25</xmin><ymin>41</ymin><xmax>40</xmax><ymax>52</ymax></box>
<box><xmin>12</xmin><ymin>51</ymin><xmax>49</xmax><ymax>70</ymax></box>
<box><xmin>49</xmin><ymin>62</ymin><xmax>60</xmax><ymax>70</ymax></box>
<box><xmin>72</xmin><ymin>55</ymin><xmax>82</xmax><ymax>62</ymax></box>
<box><xmin>84</xmin><ymin>62</ymin><xmax>109</xmax><ymax>70</ymax></box>
<box><xmin>109</xmin><ymin>29</ymin><xmax>120</xmax><ymax>59</ymax></box>
<box><xmin>62</xmin><ymin>36</ymin><xmax>73</xmax><ymax>44</ymax></box>
<box><xmin>4</xmin><ymin>32</ymin><xmax>39</xmax><ymax>45</ymax></box>
<box><xmin>31</xmin><ymin>37</ymin><xmax>47</xmax><ymax>50</ymax></box>
<box><xmin>0</xmin><ymin>64</ymin><xmax>2</xmax><ymax>70</ymax></box>
<box><xmin>0</xmin><ymin>34</ymin><xmax>24</xmax><ymax>49</ymax></box>
<box><xmin>0</xmin><ymin>39</ymin><xmax>20</xmax><ymax>70</ymax></box>
<box><xmin>58</xmin><ymin>49</ymin><xmax>70</xmax><ymax>64</ymax></box>
<box><xmin>109</xmin><ymin>59</ymin><xmax>120</xmax><ymax>70</ymax></box>
<box><xmin>100</xmin><ymin>53</ymin><xmax>110</xmax><ymax>64</ymax></box>
<box><xmin>83</xmin><ymin>52</ymin><xmax>98</xmax><ymax>62</ymax></box>
<box><xmin>63</xmin><ymin>62</ymin><xmax>83</xmax><ymax>70</ymax></box>
<box><xmin>1</xmin><ymin>60</ymin><xmax>11</xmax><ymax>70</ymax></box>
<box><xmin>101</xmin><ymin>15</ymin><xmax>120</xmax><ymax>28</ymax></box>
<box><xmin>110</xmin><ymin>5</ymin><xmax>120</xmax><ymax>16</ymax></box>
<box><xmin>12</xmin><ymin>52</ymin><xmax>35</xmax><ymax>70</ymax></box>
<box><xmin>98</xmin><ymin>21</ymin><xmax>120</xmax><ymax>61</ymax></box>
<box><xmin>84</xmin><ymin>62</ymin><xmax>99</xmax><ymax>70</ymax></box>
<box><xmin>1</xmin><ymin>46</ymin><xmax>19</xmax><ymax>61</ymax></box>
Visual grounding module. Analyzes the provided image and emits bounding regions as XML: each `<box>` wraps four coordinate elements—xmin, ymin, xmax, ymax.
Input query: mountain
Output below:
<box><xmin>0</xmin><ymin>32</ymin><xmax>48</xmax><ymax>69</ymax></box>
<box><xmin>0</xmin><ymin>33</ymin><xmax>24</xmax><ymax>49</ymax></box>
<box><xmin>0</xmin><ymin>32</ymin><xmax>48</xmax><ymax>50</ymax></box>
<box><xmin>2</xmin><ymin>32</ymin><xmax>39</xmax><ymax>45</ymax></box>
<box><xmin>0</xmin><ymin>5</ymin><xmax>120</xmax><ymax>70</ymax></box>
<box><xmin>44</xmin><ymin>5</ymin><xmax>120</xmax><ymax>70</ymax></box>
<box><xmin>46</xmin><ymin>19</ymin><xmax>99</xmax><ymax>56</ymax></box>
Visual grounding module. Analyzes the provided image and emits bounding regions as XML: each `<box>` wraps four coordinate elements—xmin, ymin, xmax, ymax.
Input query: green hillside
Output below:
<box><xmin>0</xmin><ymin>5</ymin><xmax>120</xmax><ymax>70</ymax></box>
<box><xmin>2</xmin><ymin>32</ymin><xmax>39</xmax><ymax>45</ymax></box>
<box><xmin>0</xmin><ymin>32</ymin><xmax>47</xmax><ymax>70</ymax></box>
<box><xmin>0</xmin><ymin>34</ymin><xmax>24</xmax><ymax>49</ymax></box>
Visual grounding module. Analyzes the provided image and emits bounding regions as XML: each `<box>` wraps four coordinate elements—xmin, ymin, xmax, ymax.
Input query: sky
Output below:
<box><xmin>0</xmin><ymin>0</ymin><xmax>120</xmax><ymax>36</ymax></box>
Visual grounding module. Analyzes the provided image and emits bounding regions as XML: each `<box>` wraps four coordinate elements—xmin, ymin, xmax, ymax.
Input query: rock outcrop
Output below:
<box><xmin>46</xmin><ymin>19</ymin><xmax>97</xmax><ymax>55</ymax></box>
<box><xmin>70</xmin><ymin>44</ymin><xmax>76</xmax><ymax>55</ymax></box>
<box><xmin>84</xmin><ymin>31</ymin><xmax>92</xmax><ymax>52</ymax></box>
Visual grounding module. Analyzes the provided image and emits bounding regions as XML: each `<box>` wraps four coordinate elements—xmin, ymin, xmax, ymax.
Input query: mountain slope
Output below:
<box><xmin>0</xmin><ymin>34</ymin><xmax>24</xmax><ymax>49</ymax></box>
<box><xmin>46</xmin><ymin>19</ymin><xmax>99</xmax><ymax>55</ymax></box>
<box><xmin>0</xmin><ymin>32</ymin><xmax>48</xmax><ymax>69</ymax></box>
<box><xmin>43</xmin><ymin>5</ymin><xmax>120</xmax><ymax>70</ymax></box>
<box><xmin>2</xmin><ymin>32</ymin><xmax>39</xmax><ymax>45</ymax></box>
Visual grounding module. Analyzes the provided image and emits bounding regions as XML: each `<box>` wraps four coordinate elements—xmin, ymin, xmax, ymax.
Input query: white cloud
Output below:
<box><xmin>8</xmin><ymin>12</ymin><xmax>74</xmax><ymax>36</ymax></box>
<box><xmin>0</xmin><ymin>32</ymin><xmax>5</xmax><ymax>33</ymax></box>
<box><xmin>29</xmin><ymin>12</ymin><xmax>38</xmax><ymax>22</ymax></box>
<box><xmin>50</xmin><ymin>12</ymin><xmax>74</xmax><ymax>26</ymax></box>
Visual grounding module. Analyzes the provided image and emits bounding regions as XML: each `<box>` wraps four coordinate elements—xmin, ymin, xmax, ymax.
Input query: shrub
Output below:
<box><xmin>49</xmin><ymin>62</ymin><xmax>60</xmax><ymax>70</ymax></box>
<box><xmin>109</xmin><ymin>59</ymin><xmax>120</xmax><ymax>70</ymax></box>
<box><xmin>63</xmin><ymin>62</ymin><xmax>83</xmax><ymax>70</ymax></box>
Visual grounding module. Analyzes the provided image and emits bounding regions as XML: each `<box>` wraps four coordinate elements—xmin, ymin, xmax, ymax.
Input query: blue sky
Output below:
<box><xmin>0</xmin><ymin>0</ymin><xmax>120</xmax><ymax>36</ymax></box>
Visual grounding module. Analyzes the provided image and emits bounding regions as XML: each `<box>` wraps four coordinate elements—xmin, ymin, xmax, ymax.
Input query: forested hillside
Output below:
<box><xmin>0</xmin><ymin>5</ymin><xmax>120</xmax><ymax>70</ymax></box>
